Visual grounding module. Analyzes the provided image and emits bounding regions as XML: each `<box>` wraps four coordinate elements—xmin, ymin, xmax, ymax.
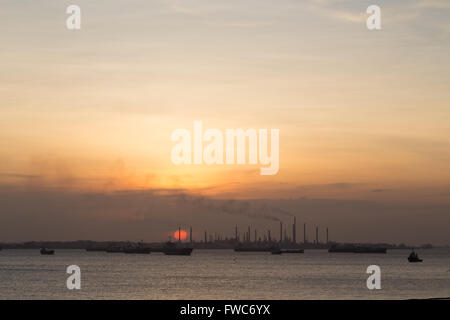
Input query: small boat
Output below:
<box><xmin>40</xmin><ymin>248</ymin><xmax>55</xmax><ymax>255</ymax></box>
<box><xmin>408</xmin><ymin>250</ymin><xmax>423</xmax><ymax>263</ymax></box>
<box><xmin>161</xmin><ymin>241</ymin><xmax>193</xmax><ymax>255</ymax></box>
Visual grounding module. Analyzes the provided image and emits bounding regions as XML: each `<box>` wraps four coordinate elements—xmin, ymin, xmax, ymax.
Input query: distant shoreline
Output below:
<box><xmin>0</xmin><ymin>240</ymin><xmax>446</xmax><ymax>250</ymax></box>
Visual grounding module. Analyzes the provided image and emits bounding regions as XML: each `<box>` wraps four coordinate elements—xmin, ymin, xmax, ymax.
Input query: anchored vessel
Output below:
<box><xmin>328</xmin><ymin>244</ymin><xmax>387</xmax><ymax>253</ymax></box>
<box><xmin>123</xmin><ymin>242</ymin><xmax>150</xmax><ymax>254</ymax></box>
<box><xmin>161</xmin><ymin>241</ymin><xmax>193</xmax><ymax>255</ymax></box>
<box><xmin>408</xmin><ymin>250</ymin><xmax>423</xmax><ymax>262</ymax></box>
<box><xmin>40</xmin><ymin>248</ymin><xmax>55</xmax><ymax>255</ymax></box>
<box><xmin>271</xmin><ymin>248</ymin><xmax>304</xmax><ymax>254</ymax></box>
<box><xmin>86</xmin><ymin>246</ymin><xmax>107</xmax><ymax>252</ymax></box>
<box><xmin>106</xmin><ymin>246</ymin><xmax>123</xmax><ymax>253</ymax></box>
<box><xmin>234</xmin><ymin>247</ymin><xmax>274</xmax><ymax>252</ymax></box>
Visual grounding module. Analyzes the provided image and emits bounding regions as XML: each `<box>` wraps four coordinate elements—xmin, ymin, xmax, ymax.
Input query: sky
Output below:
<box><xmin>0</xmin><ymin>0</ymin><xmax>449</xmax><ymax>244</ymax></box>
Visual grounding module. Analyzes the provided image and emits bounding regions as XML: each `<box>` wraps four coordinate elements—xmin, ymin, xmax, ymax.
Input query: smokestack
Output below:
<box><xmin>178</xmin><ymin>227</ymin><xmax>181</xmax><ymax>242</ymax></box>
<box><xmin>204</xmin><ymin>230</ymin><xmax>207</xmax><ymax>243</ymax></box>
<box><xmin>268</xmin><ymin>230</ymin><xmax>271</xmax><ymax>242</ymax></box>
<box><xmin>235</xmin><ymin>225</ymin><xmax>238</xmax><ymax>241</ymax></box>
<box><xmin>190</xmin><ymin>226</ymin><xmax>192</xmax><ymax>243</ymax></box>
<box><xmin>248</xmin><ymin>226</ymin><xmax>251</xmax><ymax>242</ymax></box>
<box><xmin>304</xmin><ymin>223</ymin><xmax>306</xmax><ymax>243</ymax></box>
<box><xmin>293</xmin><ymin>217</ymin><xmax>296</xmax><ymax>244</ymax></box>
<box><xmin>280</xmin><ymin>222</ymin><xmax>283</xmax><ymax>243</ymax></box>
<box><xmin>316</xmin><ymin>226</ymin><xmax>319</xmax><ymax>244</ymax></box>
<box><xmin>326</xmin><ymin>227</ymin><xmax>329</xmax><ymax>244</ymax></box>
<box><xmin>254</xmin><ymin>229</ymin><xmax>257</xmax><ymax>242</ymax></box>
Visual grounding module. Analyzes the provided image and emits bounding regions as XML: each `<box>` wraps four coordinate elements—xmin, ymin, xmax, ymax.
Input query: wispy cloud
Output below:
<box><xmin>306</xmin><ymin>2</ymin><xmax>365</xmax><ymax>24</ymax></box>
<box><xmin>170</xmin><ymin>4</ymin><xmax>202</xmax><ymax>15</ymax></box>
<box><xmin>306</xmin><ymin>0</ymin><xmax>428</xmax><ymax>24</ymax></box>
<box><xmin>416</xmin><ymin>0</ymin><xmax>450</xmax><ymax>9</ymax></box>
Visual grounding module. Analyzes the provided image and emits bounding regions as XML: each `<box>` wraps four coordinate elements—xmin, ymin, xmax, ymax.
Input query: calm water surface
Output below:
<box><xmin>0</xmin><ymin>249</ymin><xmax>449</xmax><ymax>299</ymax></box>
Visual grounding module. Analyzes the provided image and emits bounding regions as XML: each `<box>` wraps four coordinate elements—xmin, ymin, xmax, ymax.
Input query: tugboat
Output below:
<box><xmin>161</xmin><ymin>241</ymin><xmax>193</xmax><ymax>255</ymax></box>
<box><xmin>40</xmin><ymin>248</ymin><xmax>55</xmax><ymax>255</ymax></box>
<box><xmin>408</xmin><ymin>249</ymin><xmax>423</xmax><ymax>263</ymax></box>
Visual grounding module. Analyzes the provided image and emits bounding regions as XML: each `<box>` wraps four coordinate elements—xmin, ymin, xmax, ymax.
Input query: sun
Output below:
<box><xmin>173</xmin><ymin>229</ymin><xmax>187</xmax><ymax>241</ymax></box>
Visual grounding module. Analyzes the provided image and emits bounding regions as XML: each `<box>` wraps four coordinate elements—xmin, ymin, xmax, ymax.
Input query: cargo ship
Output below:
<box><xmin>106</xmin><ymin>246</ymin><xmax>123</xmax><ymax>253</ymax></box>
<box><xmin>86</xmin><ymin>246</ymin><xmax>107</xmax><ymax>252</ymax></box>
<box><xmin>123</xmin><ymin>244</ymin><xmax>150</xmax><ymax>254</ymax></box>
<box><xmin>328</xmin><ymin>244</ymin><xmax>386</xmax><ymax>253</ymax></box>
<box><xmin>270</xmin><ymin>248</ymin><xmax>304</xmax><ymax>254</ymax></box>
<box><xmin>40</xmin><ymin>248</ymin><xmax>55</xmax><ymax>255</ymax></box>
<box><xmin>160</xmin><ymin>241</ymin><xmax>193</xmax><ymax>256</ymax></box>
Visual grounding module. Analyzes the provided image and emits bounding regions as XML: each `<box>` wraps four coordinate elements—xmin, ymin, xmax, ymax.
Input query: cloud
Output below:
<box><xmin>0</xmin><ymin>173</ymin><xmax>40</xmax><ymax>179</ymax></box>
<box><xmin>306</xmin><ymin>0</ymin><xmax>425</xmax><ymax>25</ymax></box>
<box><xmin>170</xmin><ymin>4</ymin><xmax>202</xmax><ymax>15</ymax></box>
<box><xmin>416</xmin><ymin>0</ymin><xmax>450</xmax><ymax>9</ymax></box>
<box><xmin>307</xmin><ymin>3</ymin><xmax>365</xmax><ymax>24</ymax></box>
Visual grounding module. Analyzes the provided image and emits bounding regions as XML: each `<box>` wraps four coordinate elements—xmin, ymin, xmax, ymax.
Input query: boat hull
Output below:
<box><xmin>40</xmin><ymin>249</ymin><xmax>54</xmax><ymax>255</ymax></box>
<box><xmin>329</xmin><ymin>246</ymin><xmax>386</xmax><ymax>253</ymax></box>
<box><xmin>123</xmin><ymin>248</ymin><xmax>151</xmax><ymax>254</ymax></box>
<box><xmin>162</xmin><ymin>248</ymin><xmax>193</xmax><ymax>256</ymax></box>
<box><xmin>234</xmin><ymin>247</ymin><xmax>274</xmax><ymax>252</ymax></box>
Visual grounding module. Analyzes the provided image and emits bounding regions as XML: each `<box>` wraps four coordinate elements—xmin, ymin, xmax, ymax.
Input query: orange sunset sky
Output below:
<box><xmin>1</xmin><ymin>0</ymin><xmax>449</xmax><ymax>244</ymax></box>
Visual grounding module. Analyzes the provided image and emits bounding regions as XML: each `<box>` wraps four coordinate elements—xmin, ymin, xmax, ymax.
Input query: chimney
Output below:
<box><xmin>268</xmin><ymin>230</ymin><xmax>271</xmax><ymax>242</ymax></box>
<box><xmin>304</xmin><ymin>223</ymin><xmax>306</xmax><ymax>244</ymax></box>
<box><xmin>316</xmin><ymin>226</ymin><xmax>319</xmax><ymax>244</ymax></box>
<box><xmin>248</xmin><ymin>226</ymin><xmax>251</xmax><ymax>242</ymax></box>
<box><xmin>293</xmin><ymin>217</ymin><xmax>296</xmax><ymax>244</ymax></box>
<box><xmin>280</xmin><ymin>222</ymin><xmax>283</xmax><ymax>243</ymax></box>
<box><xmin>235</xmin><ymin>225</ymin><xmax>238</xmax><ymax>241</ymax></box>
<box><xmin>326</xmin><ymin>227</ymin><xmax>329</xmax><ymax>244</ymax></box>
<box><xmin>190</xmin><ymin>226</ymin><xmax>192</xmax><ymax>243</ymax></box>
<box><xmin>254</xmin><ymin>229</ymin><xmax>257</xmax><ymax>242</ymax></box>
<box><xmin>178</xmin><ymin>227</ymin><xmax>181</xmax><ymax>242</ymax></box>
<box><xmin>204</xmin><ymin>230</ymin><xmax>207</xmax><ymax>243</ymax></box>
